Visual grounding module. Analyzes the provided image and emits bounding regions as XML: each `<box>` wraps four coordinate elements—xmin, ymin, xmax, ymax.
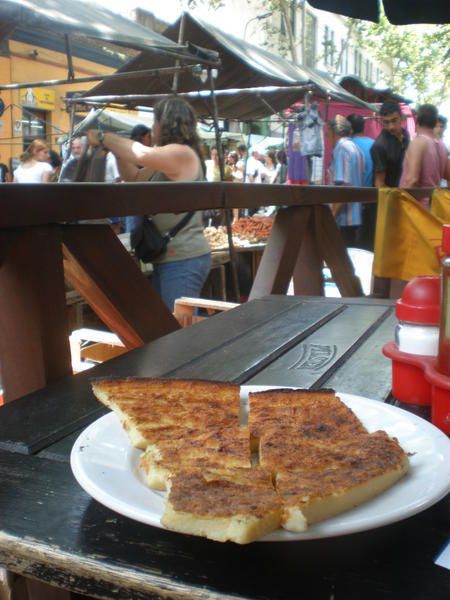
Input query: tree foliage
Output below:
<box><xmin>354</xmin><ymin>16</ymin><xmax>450</xmax><ymax>104</ymax></box>
<box><xmin>187</xmin><ymin>1</ymin><xmax>450</xmax><ymax>105</ymax></box>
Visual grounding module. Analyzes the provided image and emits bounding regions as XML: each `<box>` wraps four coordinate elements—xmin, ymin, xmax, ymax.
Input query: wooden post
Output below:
<box><xmin>0</xmin><ymin>226</ymin><xmax>72</xmax><ymax>402</ymax></box>
<box><xmin>314</xmin><ymin>205</ymin><xmax>363</xmax><ymax>297</ymax></box>
<box><xmin>249</xmin><ymin>206</ymin><xmax>313</xmax><ymax>300</ymax></box>
<box><xmin>62</xmin><ymin>224</ymin><xmax>180</xmax><ymax>348</ymax></box>
<box><xmin>292</xmin><ymin>206</ymin><xmax>324</xmax><ymax>295</ymax></box>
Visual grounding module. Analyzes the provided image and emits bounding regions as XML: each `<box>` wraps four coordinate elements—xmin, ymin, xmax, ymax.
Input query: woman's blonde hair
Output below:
<box><xmin>20</xmin><ymin>139</ymin><xmax>48</xmax><ymax>163</ymax></box>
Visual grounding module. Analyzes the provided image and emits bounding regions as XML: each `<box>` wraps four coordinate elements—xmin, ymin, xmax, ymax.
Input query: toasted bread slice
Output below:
<box><xmin>140</xmin><ymin>426</ymin><xmax>251</xmax><ymax>490</ymax></box>
<box><xmin>275</xmin><ymin>432</ymin><xmax>409</xmax><ymax>532</ymax></box>
<box><xmin>248</xmin><ymin>388</ymin><xmax>366</xmax><ymax>448</ymax></box>
<box><xmin>260</xmin><ymin>429</ymin><xmax>401</xmax><ymax>473</ymax></box>
<box><xmin>91</xmin><ymin>378</ymin><xmax>240</xmax><ymax>448</ymax></box>
<box><xmin>162</xmin><ymin>467</ymin><xmax>281</xmax><ymax>544</ymax></box>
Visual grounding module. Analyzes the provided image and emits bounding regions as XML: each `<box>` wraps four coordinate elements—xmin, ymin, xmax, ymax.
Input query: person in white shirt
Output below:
<box><xmin>246</xmin><ymin>147</ymin><xmax>263</xmax><ymax>183</ymax></box>
<box><xmin>261</xmin><ymin>150</ymin><xmax>278</xmax><ymax>184</ymax></box>
<box><xmin>13</xmin><ymin>140</ymin><xmax>53</xmax><ymax>183</ymax></box>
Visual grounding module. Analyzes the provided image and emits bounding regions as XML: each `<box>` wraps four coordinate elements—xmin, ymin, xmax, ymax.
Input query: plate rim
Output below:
<box><xmin>70</xmin><ymin>388</ymin><xmax>450</xmax><ymax>542</ymax></box>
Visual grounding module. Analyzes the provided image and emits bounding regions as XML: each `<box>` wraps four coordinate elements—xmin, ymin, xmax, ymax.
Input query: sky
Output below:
<box><xmin>90</xmin><ymin>0</ymin><xmax>243</xmax><ymax>35</ymax></box>
<box><xmin>92</xmin><ymin>0</ymin><xmax>222</xmax><ymax>28</ymax></box>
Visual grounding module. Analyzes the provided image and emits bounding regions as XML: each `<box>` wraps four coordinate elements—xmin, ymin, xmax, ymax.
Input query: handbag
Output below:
<box><xmin>130</xmin><ymin>213</ymin><xmax>195</xmax><ymax>263</ymax></box>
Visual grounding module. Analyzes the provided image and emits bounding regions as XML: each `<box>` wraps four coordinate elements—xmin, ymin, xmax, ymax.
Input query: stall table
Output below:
<box><xmin>0</xmin><ymin>294</ymin><xmax>448</xmax><ymax>599</ymax></box>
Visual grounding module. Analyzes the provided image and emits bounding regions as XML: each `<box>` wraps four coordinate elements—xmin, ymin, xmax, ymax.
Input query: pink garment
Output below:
<box><xmin>400</xmin><ymin>132</ymin><xmax>448</xmax><ymax>208</ymax></box>
<box><xmin>400</xmin><ymin>133</ymin><xmax>448</xmax><ymax>189</ymax></box>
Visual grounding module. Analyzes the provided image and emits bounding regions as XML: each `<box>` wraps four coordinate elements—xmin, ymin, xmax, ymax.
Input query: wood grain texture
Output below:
<box><xmin>248</xmin><ymin>206</ymin><xmax>313</xmax><ymax>300</ymax></box>
<box><xmin>0</xmin><ymin>297</ymin><xmax>303</xmax><ymax>454</ymax></box>
<box><xmin>325</xmin><ymin>310</ymin><xmax>396</xmax><ymax>400</ymax></box>
<box><xmin>169</xmin><ymin>300</ymin><xmax>344</xmax><ymax>383</ymax></box>
<box><xmin>314</xmin><ymin>205</ymin><xmax>364</xmax><ymax>297</ymax></box>
<box><xmin>0</xmin><ymin>183</ymin><xmax>436</xmax><ymax>229</ymax></box>
<box><xmin>0</xmin><ymin>452</ymin><xmax>448</xmax><ymax>600</ymax></box>
<box><xmin>247</xmin><ymin>303</ymin><xmax>391</xmax><ymax>390</ymax></box>
<box><xmin>62</xmin><ymin>224</ymin><xmax>180</xmax><ymax>348</ymax></box>
<box><xmin>0</xmin><ymin>227</ymin><xmax>72</xmax><ymax>403</ymax></box>
<box><xmin>292</xmin><ymin>206</ymin><xmax>324</xmax><ymax>296</ymax></box>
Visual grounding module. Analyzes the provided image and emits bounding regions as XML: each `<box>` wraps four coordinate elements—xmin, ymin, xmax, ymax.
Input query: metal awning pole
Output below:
<box><xmin>172</xmin><ymin>13</ymin><xmax>186</xmax><ymax>94</ymax></box>
<box><xmin>67</xmin><ymin>84</ymin><xmax>318</xmax><ymax>107</ymax></box>
<box><xmin>209</xmin><ymin>70</ymin><xmax>241</xmax><ymax>303</ymax></box>
<box><xmin>0</xmin><ymin>65</ymin><xmax>201</xmax><ymax>92</ymax></box>
<box><xmin>64</xmin><ymin>34</ymin><xmax>75</xmax><ymax>81</ymax></box>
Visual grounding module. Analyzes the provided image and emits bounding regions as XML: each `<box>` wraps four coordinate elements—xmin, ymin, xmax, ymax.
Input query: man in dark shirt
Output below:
<box><xmin>371</xmin><ymin>101</ymin><xmax>410</xmax><ymax>298</ymax></box>
<box><xmin>371</xmin><ymin>101</ymin><xmax>409</xmax><ymax>187</ymax></box>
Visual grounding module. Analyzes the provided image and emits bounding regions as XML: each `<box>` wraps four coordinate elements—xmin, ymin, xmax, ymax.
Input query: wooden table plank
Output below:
<box><xmin>0</xmin><ymin>297</ymin><xmax>305</xmax><ymax>454</ymax></box>
<box><xmin>0</xmin><ymin>451</ymin><xmax>448</xmax><ymax>600</ymax></box>
<box><xmin>36</xmin><ymin>422</ymin><xmax>106</xmax><ymax>463</ymax></box>
<box><xmin>246</xmin><ymin>304</ymin><xmax>391</xmax><ymax>388</ymax></box>
<box><xmin>324</xmin><ymin>310</ymin><xmax>396</xmax><ymax>401</ymax></box>
<box><xmin>169</xmin><ymin>300</ymin><xmax>344</xmax><ymax>383</ymax></box>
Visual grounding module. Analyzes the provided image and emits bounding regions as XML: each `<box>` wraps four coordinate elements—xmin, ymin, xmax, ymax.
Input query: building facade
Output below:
<box><xmin>0</xmin><ymin>29</ymin><xmax>129</xmax><ymax>170</ymax></box>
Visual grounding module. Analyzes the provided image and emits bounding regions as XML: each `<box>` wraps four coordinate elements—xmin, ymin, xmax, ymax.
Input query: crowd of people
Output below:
<box><xmin>204</xmin><ymin>144</ymin><xmax>288</xmax><ymax>185</ymax></box>
<box><xmin>2</xmin><ymin>97</ymin><xmax>449</xmax><ymax>308</ymax></box>
<box><xmin>326</xmin><ymin>101</ymin><xmax>450</xmax><ymax>252</ymax></box>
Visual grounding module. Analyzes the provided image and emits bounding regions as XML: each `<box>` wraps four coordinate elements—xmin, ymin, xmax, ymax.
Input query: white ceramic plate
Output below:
<box><xmin>70</xmin><ymin>387</ymin><xmax>450</xmax><ymax>541</ymax></box>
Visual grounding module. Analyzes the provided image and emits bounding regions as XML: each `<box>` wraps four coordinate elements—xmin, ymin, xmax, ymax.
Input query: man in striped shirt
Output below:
<box><xmin>327</xmin><ymin>115</ymin><xmax>365</xmax><ymax>247</ymax></box>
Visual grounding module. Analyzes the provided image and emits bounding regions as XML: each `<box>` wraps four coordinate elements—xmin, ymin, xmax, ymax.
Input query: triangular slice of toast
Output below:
<box><xmin>92</xmin><ymin>378</ymin><xmax>240</xmax><ymax>449</ymax></box>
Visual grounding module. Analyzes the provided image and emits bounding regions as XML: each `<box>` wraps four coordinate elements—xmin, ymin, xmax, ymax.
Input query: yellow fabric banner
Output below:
<box><xmin>431</xmin><ymin>188</ymin><xmax>450</xmax><ymax>222</ymax></box>
<box><xmin>373</xmin><ymin>188</ymin><xmax>450</xmax><ymax>280</ymax></box>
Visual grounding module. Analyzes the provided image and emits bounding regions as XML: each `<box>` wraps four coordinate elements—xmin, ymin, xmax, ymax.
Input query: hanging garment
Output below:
<box><xmin>287</xmin><ymin>123</ymin><xmax>308</xmax><ymax>183</ymax></box>
<box><xmin>297</xmin><ymin>104</ymin><xmax>324</xmax><ymax>157</ymax></box>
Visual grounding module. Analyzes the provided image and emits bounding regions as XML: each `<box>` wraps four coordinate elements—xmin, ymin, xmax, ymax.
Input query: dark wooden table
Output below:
<box><xmin>0</xmin><ymin>181</ymin><xmax>368</xmax><ymax>403</ymax></box>
<box><xmin>0</xmin><ymin>294</ymin><xmax>448</xmax><ymax>599</ymax></box>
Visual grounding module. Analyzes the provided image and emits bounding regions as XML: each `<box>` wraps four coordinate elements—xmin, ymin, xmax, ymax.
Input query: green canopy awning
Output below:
<box><xmin>85</xmin><ymin>12</ymin><xmax>375</xmax><ymax>120</ymax></box>
<box><xmin>0</xmin><ymin>0</ymin><xmax>198</xmax><ymax>58</ymax></box>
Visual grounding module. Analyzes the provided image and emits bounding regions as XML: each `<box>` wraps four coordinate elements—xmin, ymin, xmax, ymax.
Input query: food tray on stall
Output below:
<box><xmin>204</xmin><ymin>216</ymin><xmax>274</xmax><ymax>251</ymax></box>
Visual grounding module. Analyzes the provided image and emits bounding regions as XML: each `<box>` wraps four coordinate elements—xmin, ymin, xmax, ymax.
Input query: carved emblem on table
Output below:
<box><xmin>288</xmin><ymin>344</ymin><xmax>338</xmax><ymax>372</ymax></box>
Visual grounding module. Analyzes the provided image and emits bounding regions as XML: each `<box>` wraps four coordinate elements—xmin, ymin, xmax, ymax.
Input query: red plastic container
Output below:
<box><xmin>383</xmin><ymin>341</ymin><xmax>450</xmax><ymax>434</ymax></box>
<box><xmin>383</xmin><ymin>342</ymin><xmax>433</xmax><ymax>406</ymax></box>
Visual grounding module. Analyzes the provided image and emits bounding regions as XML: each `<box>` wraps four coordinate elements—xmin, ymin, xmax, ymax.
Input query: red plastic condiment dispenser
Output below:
<box><xmin>433</xmin><ymin>224</ymin><xmax>450</xmax><ymax>433</ymax></box>
<box><xmin>383</xmin><ymin>277</ymin><xmax>440</xmax><ymax>409</ymax></box>
<box><xmin>437</xmin><ymin>224</ymin><xmax>450</xmax><ymax>376</ymax></box>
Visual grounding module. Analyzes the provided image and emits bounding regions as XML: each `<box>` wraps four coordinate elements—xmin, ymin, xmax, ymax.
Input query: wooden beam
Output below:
<box><xmin>248</xmin><ymin>206</ymin><xmax>313</xmax><ymax>300</ymax></box>
<box><xmin>314</xmin><ymin>206</ymin><xmax>363</xmax><ymax>297</ymax></box>
<box><xmin>2</xmin><ymin>183</ymin><xmax>435</xmax><ymax>229</ymax></box>
<box><xmin>292</xmin><ymin>207</ymin><xmax>324</xmax><ymax>296</ymax></box>
<box><xmin>0</xmin><ymin>227</ymin><xmax>72</xmax><ymax>402</ymax></box>
<box><xmin>62</xmin><ymin>225</ymin><xmax>180</xmax><ymax>348</ymax></box>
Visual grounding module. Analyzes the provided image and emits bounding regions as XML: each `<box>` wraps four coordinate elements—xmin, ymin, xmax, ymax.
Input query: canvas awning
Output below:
<box><xmin>58</xmin><ymin>108</ymin><xmax>244</xmax><ymax>144</ymax></box>
<box><xmin>339</xmin><ymin>76</ymin><xmax>412</xmax><ymax>106</ymax></box>
<box><xmin>0</xmin><ymin>0</ymin><xmax>202</xmax><ymax>59</ymax></box>
<box><xmin>84</xmin><ymin>12</ymin><xmax>375</xmax><ymax>120</ymax></box>
<box><xmin>308</xmin><ymin>0</ymin><xmax>450</xmax><ymax>25</ymax></box>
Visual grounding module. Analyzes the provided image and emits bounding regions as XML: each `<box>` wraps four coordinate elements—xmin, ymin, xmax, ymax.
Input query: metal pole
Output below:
<box><xmin>64</xmin><ymin>34</ymin><xmax>75</xmax><ymax>81</ymax></box>
<box><xmin>0</xmin><ymin>65</ymin><xmax>201</xmax><ymax>92</ymax></box>
<box><xmin>172</xmin><ymin>13</ymin><xmax>186</xmax><ymax>94</ymax></box>
<box><xmin>208</xmin><ymin>70</ymin><xmax>241</xmax><ymax>302</ymax></box>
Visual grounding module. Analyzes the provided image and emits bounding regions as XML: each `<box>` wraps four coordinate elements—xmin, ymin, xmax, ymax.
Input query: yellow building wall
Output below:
<box><xmin>1</xmin><ymin>38</ymin><xmax>128</xmax><ymax>168</ymax></box>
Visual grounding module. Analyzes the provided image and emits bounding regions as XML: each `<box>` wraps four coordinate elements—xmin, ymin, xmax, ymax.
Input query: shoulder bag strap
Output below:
<box><xmin>167</xmin><ymin>212</ymin><xmax>195</xmax><ymax>239</ymax></box>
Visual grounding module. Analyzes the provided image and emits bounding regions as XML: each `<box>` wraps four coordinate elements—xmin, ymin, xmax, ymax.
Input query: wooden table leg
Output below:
<box><xmin>62</xmin><ymin>224</ymin><xmax>180</xmax><ymax>348</ymax></box>
<box><xmin>314</xmin><ymin>206</ymin><xmax>363</xmax><ymax>297</ymax></box>
<box><xmin>249</xmin><ymin>206</ymin><xmax>313</xmax><ymax>300</ymax></box>
<box><xmin>292</xmin><ymin>207</ymin><xmax>324</xmax><ymax>295</ymax></box>
<box><xmin>0</xmin><ymin>227</ymin><xmax>72</xmax><ymax>403</ymax></box>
